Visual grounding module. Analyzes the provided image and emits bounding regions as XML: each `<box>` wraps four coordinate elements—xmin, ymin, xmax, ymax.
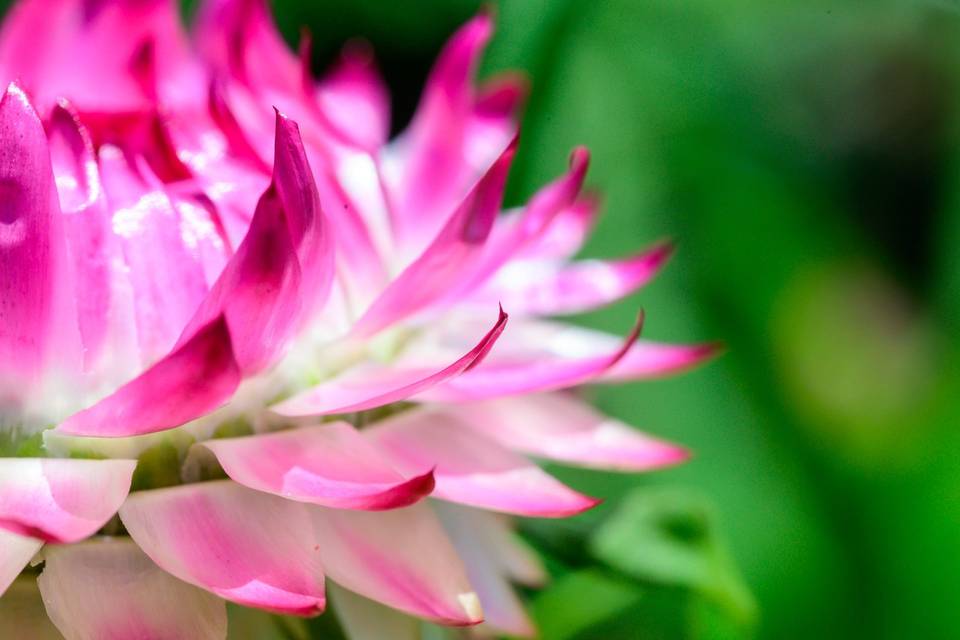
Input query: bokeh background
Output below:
<box><xmin>9</xmin><ymin>0</ymin><xmax>960</xmax><ymax>638</ymax></box>
<box><xmin>216</xmin><ymin>1</ymin><xmax>960</xmax><ymax>638</ymax></box>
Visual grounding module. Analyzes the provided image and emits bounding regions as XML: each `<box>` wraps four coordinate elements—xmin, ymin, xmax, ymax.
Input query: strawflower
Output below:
<box><xmin>0</xmin><ymin>1</ymin><xmax>717</xmax><ymax>638</ymax></box>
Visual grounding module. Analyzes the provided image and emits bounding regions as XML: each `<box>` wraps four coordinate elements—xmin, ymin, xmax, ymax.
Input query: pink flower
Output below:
<box><xmin>0</xmin><ymin>1</ymin><xmax>717</xmax><ymax>638</ymax></box>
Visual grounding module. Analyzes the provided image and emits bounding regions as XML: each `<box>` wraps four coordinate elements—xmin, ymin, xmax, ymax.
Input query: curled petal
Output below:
<box><xmin>275</xmin><ymin>306</ymin><xmax>507</xmax><ymax>416</ymax></box>
<box><xmin>57</xmin><ymin>316</ymin><xmax>242</xmax><ymax>437</ymax></box>
<box><xmin>311</xmin><ymin>503</ymin><xmax>482</xmax><ymax>625</ymax></box>
<box><xmin>516</xmin><ymin>195</ymin><xmax>600</xmax><ymax>261</ymax></box>
<box><xmin>367</xmin><ymin>410</ymin><xmax>598</xmax><ymax>518</ymax></box>
<box><xmin>0</xmin><ymin>458</ymin><xmax>135</xmax><ymax>543</ymax></box>
<box><xmin>38</xmin><ymin>538</ymin><xmax>227</xmax><ymax>640</ymax></box>
<box><xmin>119</xmin><ymin>480</ymin><xmax>325</xmax><ymax>616</ymax></box>
<box><xmin>452</xmin><ymin>393</ymin><xmax>689</xmax><ymax>471</ymax></box>
<box><xmin>0</xmin><ymin>530</ymin><xmax>42</xmax><ymax>597</ymax></box>
<box><xmin>201</xmin><ymin>422</ymin><xmax>434</xmax><ymax>510</ymax></box>
<box><xmin>416</xmin><ymin>314</ymin><xmax>646</xmax><ymax>403</ymax></box>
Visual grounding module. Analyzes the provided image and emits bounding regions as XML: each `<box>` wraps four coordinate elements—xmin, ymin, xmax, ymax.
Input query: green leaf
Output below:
<box><xmin>590</xmin><ymin>487</ymin><xmax>756</xmax><ymax>629</ymax></box>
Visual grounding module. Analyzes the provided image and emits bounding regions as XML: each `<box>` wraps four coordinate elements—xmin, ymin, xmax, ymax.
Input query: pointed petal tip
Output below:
<box><xmin>458</xmin><ymin>590</ymin><xmax>485</xmax><ymax>626</ymax></box>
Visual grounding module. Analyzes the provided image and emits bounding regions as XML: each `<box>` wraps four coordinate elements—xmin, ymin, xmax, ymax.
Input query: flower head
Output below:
<box><xmin>0</xmin><ymin>1</ymin><xmax>717</xmax><ymax>638</ymax></box>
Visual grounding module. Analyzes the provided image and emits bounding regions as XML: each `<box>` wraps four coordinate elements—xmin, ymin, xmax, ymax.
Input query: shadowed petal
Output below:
<box><xmin>436</xmin><ymin>504</ymin><xmax>538</xmax><ymax>637</ymax></box>
<box><xmin>56</xmin><ymin>316</ymin><xmax>242</xmax><ymax>437</ymax></box>
<box><xmin>201</xmin><ymin>422</ymin><xmax>434</xmax><ymax>510</ymax></box>
<box><xmin>316</xmin><ymin>43</ymin><xmax>390</xmax><ymax>150</ymax></box>
<box><xmin>0</xmin><ymin>83</ymin><xmax>81</xmax><ymax>397</ymax></box>
<box><xmin>0</xmin><ymin>530</ymin><xmax>42</xmax><ymax>597</ymax></box>
<box><xmin>38</xmin><ymin>538</ymin><xmax>227</xmax><ymax>640</ymax></box>
<box><xmin>451</xmin><ymin>393</ymin><xmax>689</xmax><ymax>471</ymax></box>
<box><xmin>0</xmin><ymin>458</ymin><xmax>135</xmax><ymax>543</ymax></box>
<box><xmin>310</xmin><ymin>503</ymin><xmax>482</xmax><ymax>625</ymax></box>
<box><xmin>367</xmin><ymin>410</ymin><xmax>599</xmax><ymax>518</ymax></box>
<box><xmin>119</xmin><ymin>480</ymin><xmax>325</xmax><ymax>616</ymax></box>
<box><xmin>329</xmin><ymin>584</ymin><xmax>420</xmax><ymax>640</ymax></box>
<box><xmin>275</xmin><ymin>307</ymin><xmax>507</xmax><ymax>416</ymax></box>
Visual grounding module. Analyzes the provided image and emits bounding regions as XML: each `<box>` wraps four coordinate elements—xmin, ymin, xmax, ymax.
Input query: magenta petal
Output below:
<box><xmin>316</xmin><ymin>43</ymin><xmax>390</xmax><ymax>150</ymax></box>
<box><xmin>602</xmin><ymin>340</ymin><xmax>724</xmax><ymax>381</ymax></box>
<box><xmin>202</xmin><ymin>422</ymin><xmax>434</xmax><ymax>510</ymax></box>
<box><xmin>353</xmin><ymin>141</ymin><xmax>516</xmax><ymax>338</ymax></box>
<box><xmin>119</xmin><ymin>480</ymin><xmax>325</xmax><ymax>616</ymax></box>
<box><xmin>366</xmin><ymin>410</ymin><xmax>599</xmax><ymax>518</ymax></box>
<box><xmin>417</xmin><ymin>314</ymin><xmax>646</xmax><ymax>403</ymax></box>
<box><xmin>451</xmin><ymin>393</ymin><xmax>690</xmax><ymax>471</ymax></box>
<box><xmin>310</xmin><ymin>503</ymin><xmax>482</xmax><ymax>625</ymax></box>
<box><xmin>56</xmin><ymin>316</ymin><xmax>242</xmax><ymax>438</ymax></box>
<box><xmin>392</xmin><ymin>12</ymin><xmax>494</xmax><ymax>245</ymax></box>
<box><xmin>476</xmin><ymin>241</ymin><xmax>674</xmax><ymax>316</ymax></box>
<box><xmin>0</xmin><ymin>458</ymin><xmax>135</xmax><ymax>543</ymax></box>
<box><xmin>0</xmin><ymin>529</ymin><xmax>42</xmax><ymax>597</ymax></box>
<box><xmin>275</xmin><ymin>307</ymin><xmax>507</xmax><ymax>416</ymax></box>
<box><xmin>178</xmin><ymin>110</ymin><xmax>333</xmax><ymax>374</ymax></box>
<box><xmin>516</xmin><ymin>195</ymin><xmax>600</xmax><ymax>261</ymax></box>
<box><xmin>0</xmin><ymin>83</ymin><xmax>81</xmax><ymax>395</ymax></box>
<box><xmin>195</xmin><ymin>0</ymin><xmax>302</xmax><ymax>95</ymax></box>
<box><xmin>38</xmin><ymin>539</ymin><xmax>227</xmax><ymax>640</ymax></box>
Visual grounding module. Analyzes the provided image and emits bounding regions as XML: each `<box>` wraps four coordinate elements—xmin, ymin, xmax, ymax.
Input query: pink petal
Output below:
<box><xmin>391</xmin><ymin>12</ymin><xmax>495</xmax><ymax>247</ymax></box>
<box><xmin>446</xmin><ymin>147</ymin><xmax>590</xmax><ymax>302</ymax></box>
<box><xmin>47</xmin><ymin>101</ymin><xmax>138</xmax><ymax>374</ymax></box>
<box><xmin>274</xmin><ymin>306</ymin><xmax>507</xmax><ymax>417</ymax></box>
<box><xmin>96</xmin><ymin>145</ymin><xmax>219</xmax><ymax>363</ymax></box>
<box><xmin>0</xmin><ymin>0</ymin><xmax>198</xmax><ymax>113</ymax></box>
<box><xmin>201</xmin><ymin>422</ymin><xmax>434</xmax><ymax>510</ymax></box>
<box><xmin>119</xmin><ymin>480</ymin><xmax>325</xmax><ymax>616</ymax></box>
<box><xmin>436</xmin><ymin>504</ymin><xmax>538</xmax><ymax>637</ymax></box>
<box><xmin>450</xmin><ymin>393</ymin><xmax>689</xmax><ymax>471</ymax></box>
<box><xmin>603</xmin><ymin>340</ymin><xmax>724</xmax><ymax>381</ymax></box>
<box><xmin>56</xmin><ymin>316</ymin><xmax>242</xmax><ymax>437</ymax></box>
<box><xmin>0</xmin><ymin>83</ymin><xmax>81</xmax><ymax>396</ymax></box>
<box><xmin>195</xmin><ymin>0</ymin><xmax>302</xmax><ymax>96</ymax></box>
<box><xmin>473</xmin><ymin>241</ymin><xmax>674</xmax><ymax>317</ymax></box>
<box><xmin>0</xmin><ymin>529</ymin><xmax>42</xmax><ymax>597</ymax></box>
<box><xmin>0</xmin><ymin>458</ymin><xmax>135</xmax><ymax>543</ymax></box>
<box><xmin>353</xmin><ymin>140</ymin><xmax>516</xmax><ymax>338</ymax></box>
<box><xmin>316</xmin><ymin>42</ymin><xmax>390</xmax><ymax>151</ymax></box>
<box><xmin>416</xmin><ymin>314</ymin><xmax>646</xmax><ymax>403</ymax></box>
<box><xmin>310</xmin><ymin>503</ymin><xmax>482</xmax><ymax>625</ymax></box>
<box><xmin>38</xmin><ymin>539</ymin><xmax>227</xmax><ymax>640</ymax></box>
<box><xmin>515</xmin><ymin>195</ymin><xmax>600</xmax><ymax>261</ymax></box>
<box><xmin>366</xmin><ymin>410</ymin><xmax>598</xmax><ymax>518</ymax></box>
<box><xmin>178</xmin><ymin>111</ymin><xmax>334</xmax><ymax>374</ymax></box>
<box><xmin>329</xmin><ymin>584</ymin><xmax>420</xmax><ymax>640</ymax></box>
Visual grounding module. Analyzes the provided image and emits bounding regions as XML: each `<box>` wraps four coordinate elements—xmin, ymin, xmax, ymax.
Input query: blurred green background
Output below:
<box><xmin>262</xmin><ymin>0</ymin><xmax>960</xmax><ymax>638</ymax></box>
<box><xmin>12</xmin><ymin>0</ymin><xmax>960</xmax><ymax>637</ymax></box>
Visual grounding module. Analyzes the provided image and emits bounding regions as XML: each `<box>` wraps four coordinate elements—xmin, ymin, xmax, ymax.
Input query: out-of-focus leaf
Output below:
<box><xmin>528</xmin><ymin>569</ymin><xmax>643</xmax><ymax>640</ymax></box>
<box><xmin>590</xmin><ymin>487</ymin><xmax>756</xmax><ymax>630</ymax></box>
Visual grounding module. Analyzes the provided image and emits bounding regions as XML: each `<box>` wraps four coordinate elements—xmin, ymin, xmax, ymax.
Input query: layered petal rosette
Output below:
<box><xmin>0</xmin><ymin>1</ymin><xmax>717</xmax><ymax>638</ymax></box>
